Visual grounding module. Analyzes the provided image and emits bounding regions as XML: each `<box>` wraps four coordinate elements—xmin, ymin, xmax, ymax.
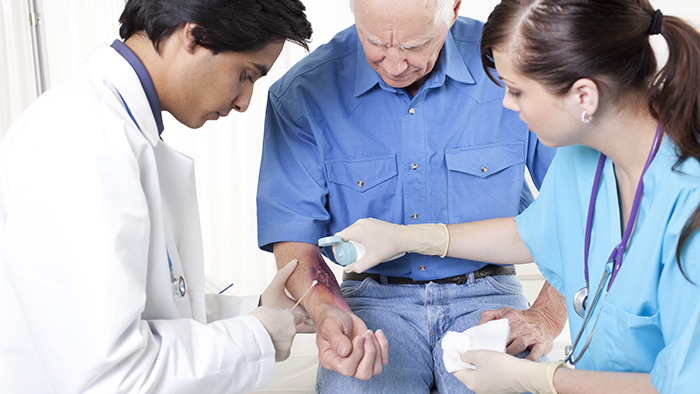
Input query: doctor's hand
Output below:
<box><xmin>261</xmin><ymin>259</ymin><xmax>315</xmax><ymax>333</ymax></box>
<box><xmin>249</xmin><ymin>306</ymin><xmax>305</xmax><ymax>362</ymax></box>
<box><xmin>315</xmin><ymin>306</ymin><xmax>388</xmax><ymax>380</ymax></box>
<box><xmin>452</xmin><ymin>350</ymin><xmax>565</xmax><ymax>394</ymax></box>
<box><xmin>338</xmin><ymin>218</ymin><xmax>449</xmax><ymax>274</ymax></box>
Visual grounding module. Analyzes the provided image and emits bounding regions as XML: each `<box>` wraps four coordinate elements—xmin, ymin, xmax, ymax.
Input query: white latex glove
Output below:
<box><xmin>336</xmin><ymin>218</ymin><xmax>449</xmax><ymax>274</ymax></box>
<box><xmin>260</xmin><ymin>259</ymin><xmax>315</xmax><ymax>333</ymax></box>
<box><xmin>249</xmin><ymin>306</ymin><xmax>304</xmax><ymax>362</ymax></box>
<box><xmin>452</xmin><ymin>350</ymin><xmax>565</xmax><ymax>394</ymax></box>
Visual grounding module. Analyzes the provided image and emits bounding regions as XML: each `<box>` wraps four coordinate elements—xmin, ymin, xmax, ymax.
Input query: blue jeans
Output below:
<box><xmin>316</xmin><ymin>273</ymin><xmax>530</xmax><ymax>394</ymax></box>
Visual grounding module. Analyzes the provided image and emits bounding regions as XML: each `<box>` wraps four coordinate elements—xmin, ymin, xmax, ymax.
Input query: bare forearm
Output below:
<box><xmin>529</xmin><ymin>281</ymin><xmax>567</xmax><ymax>339</ymax></box>
<box><xmin>554</xmin><ymin>369</ymin><xmax>657</xmax><ymax>393</ymax></box>
<box><xmin>445</xmin><ymin>217</ymin><xmax>533</xmax><ymax>264</ymax></box>
<box><xmin>273</xmin><ymin>241</ymin><xmax>351</xmax><ymax>317</ymax></box>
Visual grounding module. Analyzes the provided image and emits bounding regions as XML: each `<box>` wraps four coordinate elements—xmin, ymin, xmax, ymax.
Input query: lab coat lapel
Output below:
<box><xmin>88</xmin><ymin>43</ymin><xmax>206</xmax><ymax>322</ymax></box>
<box><xmin>154</xmin><ymin>142</ymin><xmax>207</xmax><ymax>322</ymax></box>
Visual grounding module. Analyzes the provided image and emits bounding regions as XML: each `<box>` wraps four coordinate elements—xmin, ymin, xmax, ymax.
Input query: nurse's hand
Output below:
<box><xmin>452</xmin><ymin>350</ymin><xmax>564</xmax><ymax>394</ymax></box>
<box><xmin>315</xmin><ymin>306</ymin><xmax>389</xmax><ymax>379</ymax></box>
<box><xmin>261</xmin><ymin>259</ymin><xmax>316</xmax><ymax>333</ymax></box>
<box><xmin>479</xmin><ymin>281</ymin><xmax>567</xmax><ymax>361</ymax></box>
<box><xmin>338</xmin><ymin>218</ymin><xmax>448</xmax><ymax>274</ymax></box>
<box><xmin>249</xmin><ymin>306</ymin><xmax>305</xmax><ymax>362</ymax></box>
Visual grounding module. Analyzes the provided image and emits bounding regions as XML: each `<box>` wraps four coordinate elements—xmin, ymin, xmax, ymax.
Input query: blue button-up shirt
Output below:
<box><xmin>257</xmin><ymin>17</ymin><xmax>555</xmax><ymax>281</ymax></box>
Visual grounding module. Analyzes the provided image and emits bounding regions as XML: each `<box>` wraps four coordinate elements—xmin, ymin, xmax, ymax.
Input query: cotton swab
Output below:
<box><xmin>291</xmin><ymin>280</ymin><xmax>318</xmax><ymax>310</ymax></box>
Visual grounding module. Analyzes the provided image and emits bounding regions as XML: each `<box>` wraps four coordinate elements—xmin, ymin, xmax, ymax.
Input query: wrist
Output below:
<box><xmin>405</xmin><ymin>223</ymin><xmax>450</xmax><ymax>257</ymax></box>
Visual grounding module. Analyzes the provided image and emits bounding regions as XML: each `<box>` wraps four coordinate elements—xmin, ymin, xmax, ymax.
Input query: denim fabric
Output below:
<box><xmin>316</xmin><ymin>274</ymin><xmax>529</xmax><ymax>394</ymax></box>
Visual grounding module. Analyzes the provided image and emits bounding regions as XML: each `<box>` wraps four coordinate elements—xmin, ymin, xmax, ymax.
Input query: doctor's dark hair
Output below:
<box><xmin>480</xmin><ymin>0</ymin><xmax>700</xmax><ymax>279</ymax></box>
<box><xmin>118</xmin><ymin>0</ymin><xmax>312</xmax><ymax>53</ymax></box>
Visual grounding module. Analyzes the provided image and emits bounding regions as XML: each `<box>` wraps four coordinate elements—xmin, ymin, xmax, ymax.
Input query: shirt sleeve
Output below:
<box><xmin>650</xmin><ymin>190</ymin><xmax>700</xmax><ymax>392</ymax></box>
<box><xmin>515</xmin><ymin>151</ymin><xmax>567</xmax><ymax>293</ymax></box>
<box><xmin>256</xmin><ymin>89</ymin><xmax>331</xmax><ymax>252</ymax></box>
<box><xmin>525</xmin><ymin>130</ymin><xmax>556</xmax><ymax>190</ymax></box>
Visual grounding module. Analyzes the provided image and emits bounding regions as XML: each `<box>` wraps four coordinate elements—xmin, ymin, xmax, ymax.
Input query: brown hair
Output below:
<box><xmin>481</xmin><ymin>0</ymin><xmax>700</xmax><ymax>279</ymax></box>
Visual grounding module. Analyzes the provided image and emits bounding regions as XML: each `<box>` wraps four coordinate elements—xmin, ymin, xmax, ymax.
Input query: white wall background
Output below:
<box><xmin>1</xmin><ymin>3</ymin><xmax>699</xmax><ymax>361</ymax></box>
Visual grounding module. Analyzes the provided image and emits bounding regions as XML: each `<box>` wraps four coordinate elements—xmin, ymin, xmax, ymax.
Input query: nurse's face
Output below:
<box><xmin>169</xmin><ymin>41</ymin><xmax>284</xmax><ymax>129</ymax></box>
<box><xmin>492</xmin><ymin>49</ymin><xmax>583</xmax><ymax>148</ymax></box>
<box><xmin>354</xmin><ymin>0</ymin><xmax>455</xmax><ymax>90</ymax></box>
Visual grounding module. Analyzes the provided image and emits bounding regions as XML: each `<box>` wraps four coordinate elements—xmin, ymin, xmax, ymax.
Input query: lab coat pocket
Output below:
<box><xmin>599</xmin><ymin>301</ymin><xmax>663</xmax><ymax>372</ymax></box>
<box><xmin>445</xmin><ymin>143</ymin><xmax>525</xmax><ymax>222</ymax></box>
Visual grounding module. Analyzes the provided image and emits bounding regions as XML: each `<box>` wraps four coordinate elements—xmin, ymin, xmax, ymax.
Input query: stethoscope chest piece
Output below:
<box><xmin>573</xmin><ymin>286</ymin><xmax>588</xmax><ymax>318</ymax></box>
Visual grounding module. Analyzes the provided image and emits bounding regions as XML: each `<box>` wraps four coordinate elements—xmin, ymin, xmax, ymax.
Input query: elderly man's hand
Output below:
<box><xmin>315</xmin><ymin>306</ymin><xmax>389</xmax><ymax>379</ymax></box>
<box><xmin>479</xmin><ymin>281</ymin><xmax>567</xmax><ymax>361</ymax></box>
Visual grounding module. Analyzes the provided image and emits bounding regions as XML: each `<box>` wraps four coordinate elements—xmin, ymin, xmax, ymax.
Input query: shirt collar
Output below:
<box><xmin>110</xmin><ymin>39</ymin><xmax>164</xmax><ymax>135</ymax></box>
<box><xmin>354</xmin><ymin>28</ymin><xmax>475</xmax><ymax>97</ymax></box>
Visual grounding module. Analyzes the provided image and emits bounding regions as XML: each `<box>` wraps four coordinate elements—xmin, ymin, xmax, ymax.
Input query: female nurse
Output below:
<box><xmin>331</xmin><ymin>0</ymin><xmax>700</xmax><ymax>392</ymax></box>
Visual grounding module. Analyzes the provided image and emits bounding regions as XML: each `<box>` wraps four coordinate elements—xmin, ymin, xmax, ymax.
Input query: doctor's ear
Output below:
<box><xmin>570</xmin><ymin>78</ymin><xmax>599</xmax><ymax>118</ymax></box>
<box><xmin>182</xmin><ymin>22</ymin><xmax>202</xmax><ymax>54</ymax></box>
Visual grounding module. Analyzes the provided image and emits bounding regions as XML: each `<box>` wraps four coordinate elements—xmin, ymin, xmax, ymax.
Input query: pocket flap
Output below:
<box><xmin>326</xmin><ymin>155</ymin><xmax>398</xmax><ymax>192</ymax></box>
<box><xmin>446</xmin><ymin>143</ymin><xmax>524</xmax><ymax>179</ymax></box>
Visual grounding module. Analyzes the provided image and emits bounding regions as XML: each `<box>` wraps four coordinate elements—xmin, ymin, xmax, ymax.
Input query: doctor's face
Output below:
<box><xmin>170</xmin><ymin>41</ymin><xmax>284</xmax><ymax>129</ymax></box>
<box><xmin>354</xmin><ymin>0</ymin><xmax>454</xmax><ymax>90</ymax></box>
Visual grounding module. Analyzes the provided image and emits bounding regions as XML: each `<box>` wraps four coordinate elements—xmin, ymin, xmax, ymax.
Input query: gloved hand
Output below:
<box><xmin>336</xmin><ymin>218</ymin><xmax>449</xmax><ymax>274</ymax></box>
<box><xmin>260</xmin><ymin>259</ymin><xmax>315</xmax><ymax>333</ymax></box>
<box><xmin>249</xmin><ymin>306</ymin><xmax>304</xmax><ymax>361</ymax></box>
<box><xmin>452</xmin><ymin>350</ymin><xmax>565</xmax><ymax>394</ymax></box>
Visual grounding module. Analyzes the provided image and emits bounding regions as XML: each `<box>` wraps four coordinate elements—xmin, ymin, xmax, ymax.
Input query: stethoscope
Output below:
<box><xmin>564</xmin><ymin>122</ymin><xmax>663</xmax><ymax>365</ymax></box>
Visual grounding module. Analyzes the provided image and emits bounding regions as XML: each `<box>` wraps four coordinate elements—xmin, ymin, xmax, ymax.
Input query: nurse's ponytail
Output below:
<box><xmin>650</xmin><ymin>15</ymin><xmax>700</xmax><ymax>280</ymax></box>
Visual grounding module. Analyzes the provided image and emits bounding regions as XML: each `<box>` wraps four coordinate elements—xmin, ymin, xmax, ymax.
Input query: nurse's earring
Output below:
<box><xmin>581</xmin><ymin>111</ymin><xmax>593</xmax><ymax>124</ymax></box>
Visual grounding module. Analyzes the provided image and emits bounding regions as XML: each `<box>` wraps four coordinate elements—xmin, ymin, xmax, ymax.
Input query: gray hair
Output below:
<box><xmin>349</xmin><ymin>0</ymin><xmax>457</xmax><ymax>26</ymax></box>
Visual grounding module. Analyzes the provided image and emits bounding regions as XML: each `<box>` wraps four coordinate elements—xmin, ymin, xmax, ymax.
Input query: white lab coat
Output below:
<box><xmin>0</xmin><ymin>43</ymin><xmax>275</xmax><ymax>394</ymax></box>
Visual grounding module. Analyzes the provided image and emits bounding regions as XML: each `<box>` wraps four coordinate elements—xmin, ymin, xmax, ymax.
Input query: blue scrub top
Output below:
<box><xmin>257</xmin><ymin>18</ymin><xmax>554</xmax><ymax>281</ymax></box>
<box><xmin>516</xmin><ymin>139</ymin><xmax>700</xmax><ymax>392</ymax></box>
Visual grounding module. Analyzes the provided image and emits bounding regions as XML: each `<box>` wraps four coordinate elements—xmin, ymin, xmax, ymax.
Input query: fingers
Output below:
<box><xmin>292</xmin><ymin>310</ymin><xmax>305</xmax><ymax>326</ymax></box>
<box><xmin>451</xmin><ymin>369</ymin><xmax>476</xmax><ymax>386</ymax></box>
<box><xmin>343</xmin><ymin>259</ymin><xmax>369</xmax><ymax>274</ymax></box>
<box><xmin>478</xmin><ymin>308</ymin><xmax>507</xmax><ymax>325</ymax></box>
<box><xmin>376</xmin><ymin>329</ymin><xmax>389</xmax><ymax>365</ymax></box>
<box><xmin>354</xmin><ymin>331</ymin><xmax>378</xmax><ymax>380</ymax></box>
<box><xmin>273</xmin><ymin>258</ymin><xmax>298</xmax><ymax>285</ymax></box>
<box><xmin>296</xmin><ymin>317</ymin><xmax>317</xmax><ymax>333</ymax></box>
<box><xmin>318</xmin><ymin>317</ymin><xmax>354</xmax><ymax>358</ymax></box>
<box><xmin>523</xmin><ymin>343</ymin><xmax>546</xmax><ymax>361</ymax></box>
<box><xmin>460</xmin><ymin>349</ymin><xmax>478</xmax><ymax>364</ymax></box>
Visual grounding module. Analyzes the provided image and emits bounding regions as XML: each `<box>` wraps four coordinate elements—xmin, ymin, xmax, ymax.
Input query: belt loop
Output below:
<box><xmin>380</xmin><ymin>274</ymin><xmax>389</xmax><ymax>285</ymax></box>
<box><xmin>467</xmin><ymin>272</ymin><xmax>476</xmax><ymax>285</ymax></box>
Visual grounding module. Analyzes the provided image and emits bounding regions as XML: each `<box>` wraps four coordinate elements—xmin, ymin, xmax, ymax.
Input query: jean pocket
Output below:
<box><xmin>340</xmin><ymin>277</ymin><xmax>373</xmax><ymax>298</ymax></box>
<box><xmin>481</xmin><ymin>275</ymin><xmax>524</xmax><ymax>296</ymax></box>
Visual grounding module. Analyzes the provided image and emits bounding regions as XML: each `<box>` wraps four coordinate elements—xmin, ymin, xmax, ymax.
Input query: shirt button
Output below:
<box><xmin>411</xmin><ymin>163</ymin><xmax>418</xmax><ymax>170</ymax></box>
<box><xmin>481</xmin><ymin>166</ymin><xmax>488</xmax><ymax>173</ymax></box>
<box><xmin>357</xmin><ymin>180</ymin><xmax>364</xmax><ymax>187</ymax></box>
<box><xmin>419</xmin><ymin>265</ymin><xmax>426</xmax><ymax>271</ymax></box>
<box><xmin>412</xmin><ymin>213</ymin><xmax>418</xmax><ymax>219</ymax></box>
<box><xmin>409</xmin><ymin>108</ymin><xmax>416</xmax><ymax>115</ymax></box>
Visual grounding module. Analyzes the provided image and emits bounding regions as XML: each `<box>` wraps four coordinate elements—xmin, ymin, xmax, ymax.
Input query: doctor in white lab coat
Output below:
<box><xmin>0</xmin><ymin>0</ymin><xmax>312</xmax><ymax>393</ymax></box>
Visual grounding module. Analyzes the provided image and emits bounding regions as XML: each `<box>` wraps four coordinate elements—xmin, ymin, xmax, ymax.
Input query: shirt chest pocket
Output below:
<box><xmin>325</xmin><ymin>155</ymin><xmax>398</xmax><ymax>193</ymax></box>
<box><xmin>445</xmin><ymin>143</ymin><xmax>524</xmax><ymax>179</ymax></box>
<box><xmin>444</xmin><ymin>143</ymin><xmax>526</xmax><ymax>222</ymax></box>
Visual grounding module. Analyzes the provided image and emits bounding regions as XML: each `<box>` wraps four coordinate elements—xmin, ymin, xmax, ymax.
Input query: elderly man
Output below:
<box><xmin>257</xmin><ymin>0</ymin><xmax>567</xmax><ymax>392</ymax></box>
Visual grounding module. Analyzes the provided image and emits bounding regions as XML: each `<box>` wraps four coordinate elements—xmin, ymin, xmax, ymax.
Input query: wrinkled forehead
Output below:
<box><xmin>354</xmin><ymin>0</ymin><xmax>447</xmax><ymax>46</ymax></box>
